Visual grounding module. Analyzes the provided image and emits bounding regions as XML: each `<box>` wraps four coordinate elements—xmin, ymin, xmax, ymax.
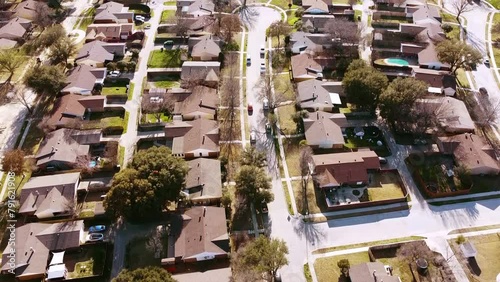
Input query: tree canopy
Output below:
<box><xmin>436</xmin><ymin>39</ymin><xmax>482</xmax><ymax>74</ymax></box>
<box><xmin>48</xmin><ymin>37</ymin><xmax>77</xmax><ymax>66</ymax></box>
<box><xmin>112</xmin><ymin>266</ymin><xmax>177</xmax><ymax>282</ymax></box>
<box><xmin>234</xmin><ymin>165</ymin><xmax>273</xmax><ymax>205</ymax></box>
<box><xmin>24</xmin><ymin>65</ymin><xmax>66</xmax><ymax>96</ymax></box>
<box><xmin>1</xmin><ymin>149</ymin><xmax>26</xmax><ymax>175</ymax></box>
<box><xmin>239</xmin><ymin>146</ymin><xmax>267</xmax><ymax>167</ymax></box>
<box><xmin>0</xmin><ymin>49</ymin><xmax>25</xmax><ymax>83</ymax></box>
<box><xmin>267</xmin><ymin>21</ymin><xmax>292</xmax><ymax>49</ymax></box>
<box><xmin>342</xmin><ymin>61</ymin><xmax>388</xmax><ymax>110</ymax></box>
<box><xmin>379</xmin><ymin>77</ymin><xmax>428</xmax><ymax>131</ymax></box>
<box><xmin>231</xmin><ymin>236</ymin><xmax>289</xmax><ymax>281</ymax></box>
<box><xmin>104</xmin><ymin>146</ymin><xmax>188</xmax><ymax>220</ymax></box>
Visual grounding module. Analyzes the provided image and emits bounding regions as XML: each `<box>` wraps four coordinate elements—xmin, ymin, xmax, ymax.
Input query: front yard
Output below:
<box><xmin>278</xmin><ymin>105</ymin><xmax>299</xmax><ymax>135</ymax></box>
<box><xmin>148</xmin><ymin>50</ymin><xmax>184</xmax><ymax>68</ymax></box>
<box><xmin>149</xmin><ymin>74</ymin><xmax>181</xmax><ymax>88</ymax></box>
<box><xmin>314</xmin><ymin>252</ymin><xmax>370</xmax><ymax>282</ymax></box>
<box><xmin>449</xmin><ymin>233</ymin><xmax>500</xmax><ymax>282</ymax></box>
<box><xmin>66</xmin><ymin>245</ymin><xmax>106</xmax><ymax>278</ymax></box>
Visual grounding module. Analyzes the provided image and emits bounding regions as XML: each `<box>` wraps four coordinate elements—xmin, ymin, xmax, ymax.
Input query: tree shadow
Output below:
<box><xmin>467</xmin><ymin>257</ymin><xmax>481</xmax><ymax>276</ymax></box>
<box><xmin>292</xmin><ymin>217</ymin><xmax>326</xmax><ymax>247</ymax></box>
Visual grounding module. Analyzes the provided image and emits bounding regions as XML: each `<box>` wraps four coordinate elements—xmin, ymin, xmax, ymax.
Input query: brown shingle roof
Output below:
<box><xmin>291</xmin><ymin>53</ymin><xmax>323</xmax><ymax>80</ymax></box>
<box><xmin>312</xmin><ymin>151</ymin><xmax>380</xmax><ymax>187</ymax></box>
<box><xmin>297</xmin><ymin>79</ymin><xmax>342</xmax><ymax>110</ymax></box>
<box><xmin>173</xmin><ymin>86</ymin><xmax>218</xmax><ymax>118</ymax></box>
<box><xmin>46</xmin><ymin>94</ymin><xmax>86</xmax><ymax>127</ymax></box>
<box><xmin>0</xmin><ymin>221</ymin><xmax>83</xmax><ymax>279</ymax></box>
<box><xmin>303</xmin><ymin>111</ymin><xmax>347</xmax><ymax>147</ymax></box>
<box><xmin>173</xmin><ymin>206</ymin><xmax>229</xmax><ymax>260</ymax></box>
<box><xmin>62</xmin><ymin>65</ymin><xmax>106</xmax><ymax>94</ymax></box>
<box><xmin>184</xmin><ymin>158</ymin><xmax>222</xmax><ymax>201</ymax></box>
<box><xmin>75</xmin><ymin>41</ymin><xmax>125</xmax><ymax>64</ymax></box>
<box><xmin>438</xmin><ymin>133</ymin><xmax>500</xmax><ymax>175</ymax></box>
<box><xmin>165</xmin><ymin>119</ymin><xmax>219</xmax><ymax>156</ymax></box>
<box><xmin>191</xmin><ymin>36</ymin><xmax>221</xmax><ymax>58</ymax></box>
<box><xmin>0</xmin><ymin>17</ymin><xmax>30</xmax><ymax>39</ymax></box>
<box><xmin>415</xmin><ymin>97</ymin><xmax>474</xmax><ymax>133</ymax></box>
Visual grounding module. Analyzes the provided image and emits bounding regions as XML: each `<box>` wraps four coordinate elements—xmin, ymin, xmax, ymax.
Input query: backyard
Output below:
<box><xmin>366</xmin><ymin>171</ymin><xmax>405</xmax><ymax>201</ymax></box>
<box><xmin>101</xmin><ymin>81</ymin><xmax>129</xmax><ymax>95</ymax></box>
<box><xmin>343</xmin><ymin>126</ymin><xmax>391</xmax><ymax>157</ymax></box>
<box><xmin>148</xmin><ymin>74</ymin><xmax>181</xmax><ymax>89</ymax></box>
<box><xmin>148</xmin><ymin>50</ymin><xmax>183</xmax><ymax>68</ymax></box>
<box><xmin>314</xmin><ymin>252</ymin><xmax>370</xmax><ymax>282</ymax></box>
<box><xmin>449</xmin><ymin>233</ymin><xmax>500</xmax><ymax>282</ymax></box>
<box><xmin>160</xmin><ymin>10</ymin><xmax>175</xmax><ymax>23</ymax></box>
<box><xmin>126</xmin><ymin>234</ymin><xmax>165</xmax><ymax>270</ymax></box>
<box><xmin>66</xmin><ymin>245</ymin><xmax>106</xmax><ymax>278</ymax></box>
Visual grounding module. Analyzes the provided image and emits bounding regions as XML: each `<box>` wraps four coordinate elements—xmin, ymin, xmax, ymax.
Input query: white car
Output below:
<box><xmin>260</xmin><ymin>62</ymin><xmax>266</xmax><ymax>74</ymax></box>
<box><xmin>263</xmin><ymin>98</ymin><xmax>269</xmax><ymax>110</ymax></box>
<box><xmin>250</xmin><ymin>131</ymin><xmax>256</xmax><ymax>144</ymax></box>
<box><xmin>135</xmin><ymin>15</ymin><xmax>146</xmax><ymax>21</ymax></box>
<box><xmin>150</xmin><ymin>97</ymin><xmax>164</xmax><ymax>103</ymax></box>
<box><xmin>109</xmin><ymin>70</ymin><xmax>120</xmax><ymax>77</ymax></box>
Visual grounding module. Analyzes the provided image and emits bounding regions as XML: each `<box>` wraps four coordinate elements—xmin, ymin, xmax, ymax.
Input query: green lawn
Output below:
<box><xmin>313</xmin><ymin>236</ymin><xmax>426</xmax><ymax>254</ymax></box>
<box><xmin>78</xmin><ymin>202</ymin><xmax>96</xmax><ymax>218</ymax></box>
<box><xmin>332</xmin><ymin>0</ymin><xmax>349</xmax><ymax>3</ymax></box>
<box><xmin>449</xmin><ymin>233</ymin><xmax>500</xmax><ymax>282</ymax></box>
<box><xmin>488</xmin><ymin>0</ymin><xmax>500</xmax><ymax>9</ymax></box>
<box><xmin>160</xmin><ymin>10</ymin><xmax>175</xmax><ymax>23</ymax></box>
<box><xmin>367</xmin><ymin>172</ymin><xmax>405</xmax><ymax>201</ymax></box>
<box><xmin>286</xmin><ymin>10</ymin><xmax>299</xmax><ymax>27</ymax></box>
<box><xmin>441</xmin><ymin>12</ymin><xmax>458</xmax><ymax>23</ymax></box>
<box><xmin>274</xmin><ymin>74</ymin><xmax>294</xmax><ymax>101</ymax></box>
<box><xmin>456</xmin><ymin>68</ymin><xmax>470</xmax><ymax>88</ymax></box>
<box><xmin>86</xmin><ymin>111</ymin><xmax>126</xmax><ymax>129</ymax></box>
<box><xmin>68</xmin><ymin>246</ymin><xmax>106</xmax><ymax>278</ymax></box>
<box><xmin>445</xmin><ymin>25</ymin><xmax>461</xmax><ymax>40</ymax></box>
<box><xmin>493</xmin><ymin>47</ymin><xmax>500</xmax><ymax>68</ymax></box>
<box><xmin>292</xmin><ymin>179</ymin><xmax>328</xmax><ymax>215</ymax></box>
<box><xmin>21</xmin><ymin>124</ymin><xmax>44</xmax><ymax>155</ymax></box>
<box><xmin>367</xmin><ymin>15</ymin><xmax>372</xmax><ymax>27</ymax></box>
<box><xmin>354</xmin><ymin>10</ymin><xmax>362</xmax><ymax>22</ymax></box>
<box><xmin>126</xmin><ymin>237</ymin><xmax>162</xmax><ymax>270</ymax></box>
<box><xmin>75</xmin><ymin>7</ymin><xmax>96</xmax><ymax>31</ymax></box>
<box><xmin>152</xmin><ymin>74</ymin><xmax>181</xmax><ymax>88</ymax></box>
<box><xmin>282</xmin><ymin>137</ymin><xmax>304</xmax><ymax>177</ymax></box>
<box><xmin>278</xmin><ymin>104</ymin><xmax>298</xmax><ymax>135</ymax></box>
<box><xmin>314</xmin><ymin>252</ymin><xmax>370</xmax><ymax>282</ymax></box>
<box><xmin>147</xmin><ymin>50</ymin><xmax>183</xmax><ymax>68</ymax></box>
<box><xmin>101</xmin><ymin>86</ymin><xmax>127</xmax><ymax>95</ymax></box>
<box><xmin>282</xmin><ymin>181</ymin><xmax>294</xmax><ymax>215</ymax></box>
<box><xmin>118</xmin><ymin>145</ymin><xmax>125</xmax><ymax>167</ymax></box>
<box><xmin>304</xmin><ymin>264</ymin><xmax>313</xmax><ymax>282</ymax></box>
<box><xmin>128</xmin><ymin>82</ymin><xmax>135</xmax><ymax>100</ymax></box>
<box><xmin>146</xmin><ymin>113</ymin><xmax>172</xmax><ymax>123</ymax></box>
<box><xmin>448</xmin><ymin>224</ymin><xmax>500</xmax><ymax>235</ymax></box>
<box><xmin>163</xmin><ymin>0</ymin><xmax>176</xmax><ymax>5</ymax></box>
<box><xmin>270</xmin><ymin>0</ymin><xmax>298</xmax><ymax>9</ymax></box>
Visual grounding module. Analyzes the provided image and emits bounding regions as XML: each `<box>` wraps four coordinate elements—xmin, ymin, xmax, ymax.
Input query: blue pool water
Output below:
<box><xmin>386</xmin><ymin>58</ymin><xmax>410</xmax><ymax>66</ymax></box>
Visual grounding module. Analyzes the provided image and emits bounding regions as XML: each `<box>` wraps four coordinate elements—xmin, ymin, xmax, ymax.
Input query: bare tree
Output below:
<box><xmin>142</xmin><ymin>94</ymin><xmax>175</xmax><ymax>123</ymax></box>
<box><xmin>299</xmin><ymin>146</ymin><xmax>313</xmax><ymax>214</ymax></box>
<box><xmin>324</xmin><ymin>18</ymin><xmax>360</xmax><ymax>58</ymax></box>
<box><xmin>452</xmin><ymin>0</ymin><xmax>474</xmax><ymax>24</ymax></box>
<box><xmin>13</xmin><ymin>86</ymin><xmax>35</xmax><ymax>114</ymax></box>
<box><xmin>172</xmin><ymin>17</ymin><xmax>191</xmax><ymax>43</ymax></box>
<box><xmin>258</xmin><ymin>73</ymin><xmax>293</xmax><ymax>112</ymax></box>
<box><xmin>267</xmin><ymin>21</ymin><xmax>292</xmax><ymax>49</ymax></box>
<box><xmin>219</xmin><ymin>14</ymin><xmax>242</xmax><ymax>43</ymax></box>
<box><xmin>397</xmin><ymin>241</ymin><xmax>434</xmax><ymax>266</ymax></box>
<box><xmin>33</xmin><ymin>2</ymin><xmax>53</xmax><ymax>29</ymax></box>
<box><xmin>476</xmin><ymin>94</ymin><xmax>500</xmax><ymax>128</ymax></box>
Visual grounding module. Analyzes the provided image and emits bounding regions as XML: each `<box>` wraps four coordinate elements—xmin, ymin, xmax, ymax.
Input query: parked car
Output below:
<box><xmin>260</xmin><ymin>62</ymin><xmax>266</xmax><ymax>74</ymax></box>
<box><xmin>135</xmin><ymin>15</ymin><xmax>146</xmax><ymax>21</ymax></box>
<box><xmin>250</xmin><ymin>131</ymin><xmax>256</xmax><ymax>144</ymax></box>
<box><xmin>89</xmin><ymin>225</ymin><xmax>106</xmax><ymax>233</ymax></box>
<box><xmin>479</xmin><ymin>87</ymin><xmax>488</xmax><ymax>96</ymax></box>
<box><xmin>163</xmin><ymin>40</ymin><xmax>174</xmax><ymax>48</ymax></box>
<box><xmin>260</xmin><ymin>45</ymin><xmax>265</xmax><ymax>57</ymax></box>
<box><xmin>484</xmin><ymin>56</ymin><xmax>490</xmax><ymax>66</ymax></box>
<box><xmin>263</xmin><ymin>98</ymin><xmax>269</xmax><ymax>110</ymax></box>
<box><xmin>109</xmin><ymin>70</ymin><xmax>120</xmax><ymax>77</ymax></box>
<box><xmin>86</xmin><ymin>233</ymin><xmax>104</xmax><ymax>242</ymax></box>
<box><xmin>150</xmin><ymin>96</ymin><xmax>164</xmax><ymax>103</ymax></box>
<box><xmin>265</xmin><ymin>122</ymin><xmax>272</xmax><ymax>134</ymax></box>
<box><xmin>378</xmin><ymin>157</ymin><xmax>387</xmax><ymax>164</ymax></box>
<box><xmin>247</xmin><ymin>102</ymin><xmax>253</xmax><ymax>113</ymax></box>
<box><xmin>246</xmin><ymin>55</ymin><xmax>251</xmax><ymax>66</ymax></box>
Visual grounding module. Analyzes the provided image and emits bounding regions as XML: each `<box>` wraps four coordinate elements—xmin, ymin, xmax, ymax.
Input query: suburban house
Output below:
<box><xmin>183</xmin><ymin>0</ymin><xmax>215</xmax><ymax>17</ymax></box>
<box><xmin>296</xmin><ymin>79</ymin><xmax>343</xmax><ymax>111</ymax></box>
<box><xmin>62</xmin><ymin>65</ymin><xmax>106</xmax><ymax>95</ymax></box>
<box><xmin>183</xmin><ymin>158</ymin><xmax>222</xmax><ymax>205</ymax></box>
<box><xmin>0</xmin><ymin>220</ymin><xmax>85</xmax><ymax>281</ymax></box>
<box><xmin>302</xmin><ymin>0</ymin><xmax>330</xmax><ymax>14</ymax></box>
<box><xmin>413</xmin><ymin>68</ymin><xmax>456</xmax><ymax>96</ymax></box>
<box><xmin>46</xmin><ymin>94</ymin><xmax>105</xmax><ymax>128</ymax></box>
<box><xmin>289</xmin><ymin>32</ymin><xmax>330</xmax><ymax>55</ymax></box>
<box><xmin>168</xmin><ymin>206</ymin><xmax>229</xmax><ymax>264</ymax></box>
<box><xmin>415</xmin><ymin>97</ymin><xmax>475</xmax><ymax>134</ymax></box>
<box><xmin>0</xmin><ymin>38</ymin><xmax>18</xmax><ymax>49</ymax></box>
<box><xmin>190</xmin><ymin>35</ymin><xmax>221</xmax><ymax>61</ymax></box>
<box><xmin>0</xmin><ymin>17</ymin><xmax>31</xmax><ymax>40</ymax></box>
<box><xmin>173</xmin><ymin>85</ymin><xmax>218</xmax><ymax>120</ymax></box>
<box><xmin>303</xmin><ymin>111</ymin><xmax>348</xmax><ymax>149</ymax></box>
<box><xmin>312</xmin><ymin>151</ymin><xmax>381</xmax><ymax>189</ymax></box>
<box><xmin>18</xmin><ymin>173</ymin><xmax>81</xmax><ymax>220</ymax></box>
<box><xmin>75</xmin><ymin>41</ymin><xmax>126</xmax><ymax>67</ymax></box>
<box><xmin>188</xmin><ymin>15</ymin><xmax>217</xmax><ymax>33</ymax></box>
<box><xmin>35</xmin><ymin>128</ymin><xmax>102</xmax><ymax>170</ymax></box>
<box><xmin>302</xmin><ymin>14</ymin><xmax>335</xmax><ymax>33</ymax></box>
<box><xmin>374</xmin><ymin>0</ymin><xmax>425</xmax><ymax>7</ymax></box>
<box><xmin>85</xmin><ymin>23</ymin><xmax>133</xmax><ymax>42</ymax></box>
<box><xmin>94</xmin><ymin>1</ymin><xmax>133</xmax><ymax>23</ymax></box>
<box><xmin>12</xmin><ymin>0</ymin><xmax>49</xmax><ymax>20</ymax></box>
<box><xmin>437</xmin><ymin>133</ymin><xmax>500</xmax><ymax>175</ymax></box>
<box><xmin>349</xmin><ymin>262</ymin><xmax>401</xmax><ymax>282</ymax></box>
<box><xmin>291</xmin><ymin>53</ymin><xmax>324</xmax><ymax>82</ymax></box>
<box><xmin>164</xmin><ymin>119</ymin><xmax>219</xmax><ymax>158</ymax></box>
<box><xmin>181</xmin><ymin>61</ymin><xmax>220</xmax><ymax>87</ymax></box>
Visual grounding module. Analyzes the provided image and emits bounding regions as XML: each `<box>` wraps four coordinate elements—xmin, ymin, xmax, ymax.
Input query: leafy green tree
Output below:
<box><xmin>436</xmin><ymin>39</ymin><xmax>482</xmax><ymax>75</ymax></box>
<box><xmin>104</xmin><ymin>146</ymin><xmax>188</xmax><ymax>220</ymax></box>
<box><xmin>235</xmin><ymin>165</ymin><xmax>273</xmax><ymax>205</ymax></box>
<box><xmin>346</xmin><ymin>59</ymin><xmax>367</xmax><ymax>72</ymax></box>
<box><xmin>24</xmin><ymin>65</ymin><xmax>66</xmax><ymax>96</ymax></box>
<box><xmin>48</xmin><ymin>37</ymin><xmax>77</xmax><ymax>66</ymax></box>
<box><xmin>337</xmin><ymin>259</ymin><xmax>350</xmax><ymax>276</ymax></box>
<box><xmin>239</xmin><ymin>146</ymin><xmax>267</xmax><ymax>167</ymax></box>
<box><xmin>342</xmin><ymin>61</ymin><xmax>388</xmax><ymax>110</ymax></box>
<box><xmin>117</xmin><ymin>60</ymin><xmax>128</xmax><ymax>72</ymax></box>
<box><xmin>232</xmin><ymin>236</ymin><xmax>289</xmax><ymax>281</ymax></box>
<box><xmin>0</xmin><ymin>49</ymin><xmax>26</xmax><ymax>83</ymax></box>
<box><xmin>379</xmin><ymin>77</ymin><xmax>428</xmax><ymax>130</ymax></box>
<box><xmin>106</xmin><ymin>62</ymin><xmax>117</xmax><ymax>71</ymax></box>
<box><xmin>112</xmin><ymin>266</ymin><xmax>177</xmax><ymax>282</ymax></box>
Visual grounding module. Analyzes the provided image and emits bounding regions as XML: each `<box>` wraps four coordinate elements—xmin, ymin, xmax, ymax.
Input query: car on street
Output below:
<box><xmin>265</xmin><ymin>122</ymin><xmax>272</xmax><ymax>134</ymax></box>
<box><xmin>247</xmin><ymin>102</ymin><xmax>253</xmax><ymax>113</ymax></box>
<box><xmin>260</xmin><ymin>45</ymin><xmax>265</xmax><ymax>57</ymax></box>
<box><xmin>263</xmin><ymin>98</ymin><xmax>269</xmax><ymax>110</ymax></box>
<box><xmin>109</xmin><ymin>70</ymin><xmax>120</xmax><ymax>77</ymax></box>
<box><xmin>250</xmin><ymin>131</ymin><xmax>256</xmax><ymax>144</ymax></box>
<box><xmin>89</xmin><ymin>225</ymin><xmax>106</xmax><ymax>233</ymax></box>
<box><xmin>260</xmin><ymin>62</ymin><xmax>266</xmax><ymax>74</ymax></box>
<box><xmin>484</xmin><ymin>56</ymin><xmax>490</xmax><ymax>66</ymax></box>
<box><xmin>246</xmin><ymin>55</ymin><xmax>251</xmax><ymax>66</ymax></box>
<box><xmin>86</xmin><ymin>233</ymin><xmax>104</xmax><ymax>242</ymax></box>
<box><xmin>479</xmin><ymin>87</ymin><xmax>488</xmax><ymax>96</ymax></box>
<box><xmin>135</xmin><ymin>15</ymin><xmax>146</xmax><ymax>21</ymax></box>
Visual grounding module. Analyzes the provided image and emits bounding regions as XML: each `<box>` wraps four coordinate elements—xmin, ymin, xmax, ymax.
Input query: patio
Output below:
<box><xmin>324</xmin><ymin>187</ymin><xmax>365</xmax><ymax>207</ymax></box>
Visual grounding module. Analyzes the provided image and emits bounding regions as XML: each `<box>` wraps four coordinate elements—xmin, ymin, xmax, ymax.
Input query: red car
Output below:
<box><xmin>247</xmin><ymin>103</ymin><xmax>253</xmax><ymax>113</ymax></box>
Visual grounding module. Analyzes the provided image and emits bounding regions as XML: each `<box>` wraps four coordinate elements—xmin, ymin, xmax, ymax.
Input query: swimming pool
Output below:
<box><xmin>385</xmin><ymin>58</ymin><xmax>410</xmax><ymax>66</ymax></box>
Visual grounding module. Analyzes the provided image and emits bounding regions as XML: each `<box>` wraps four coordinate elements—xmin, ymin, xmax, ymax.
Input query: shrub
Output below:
<box><xmin>441</xmin><ymin>23</ymin><xmax>453</xmax><ymax>33</ymax></box>
<box><xmin>456</xmin><ymin>235</ymin><xmax>466</xmax><ymax>245</ymax></box>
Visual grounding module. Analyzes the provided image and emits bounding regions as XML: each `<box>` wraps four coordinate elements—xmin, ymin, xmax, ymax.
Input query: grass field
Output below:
<box><xmin>148</xmin><ymin>50</ymin><xmax>183</xmax><ymax>68</ymax></box>
<box><xmin>282</xmin><ymin>137</ymin><xmax>304</xmax><ymax>177</ymax></box>
<box><xmin>278</xmin><ymin>104</ymin><xmax>298</xmax><ymax>135</ymax></box>
<box><xmin>367</xmin><ymin>172</ymin><xmax>405</xmax><ymax>201</ymax></box>
<box><xmin>160</xmin><ymin>10</ymin><xmax>175</xmax><ymax>23</ymax></box>
<box><xmin>314</xmin><ymin>252</ymin><xmax>370</xmax><ymax>282</ymax></box>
